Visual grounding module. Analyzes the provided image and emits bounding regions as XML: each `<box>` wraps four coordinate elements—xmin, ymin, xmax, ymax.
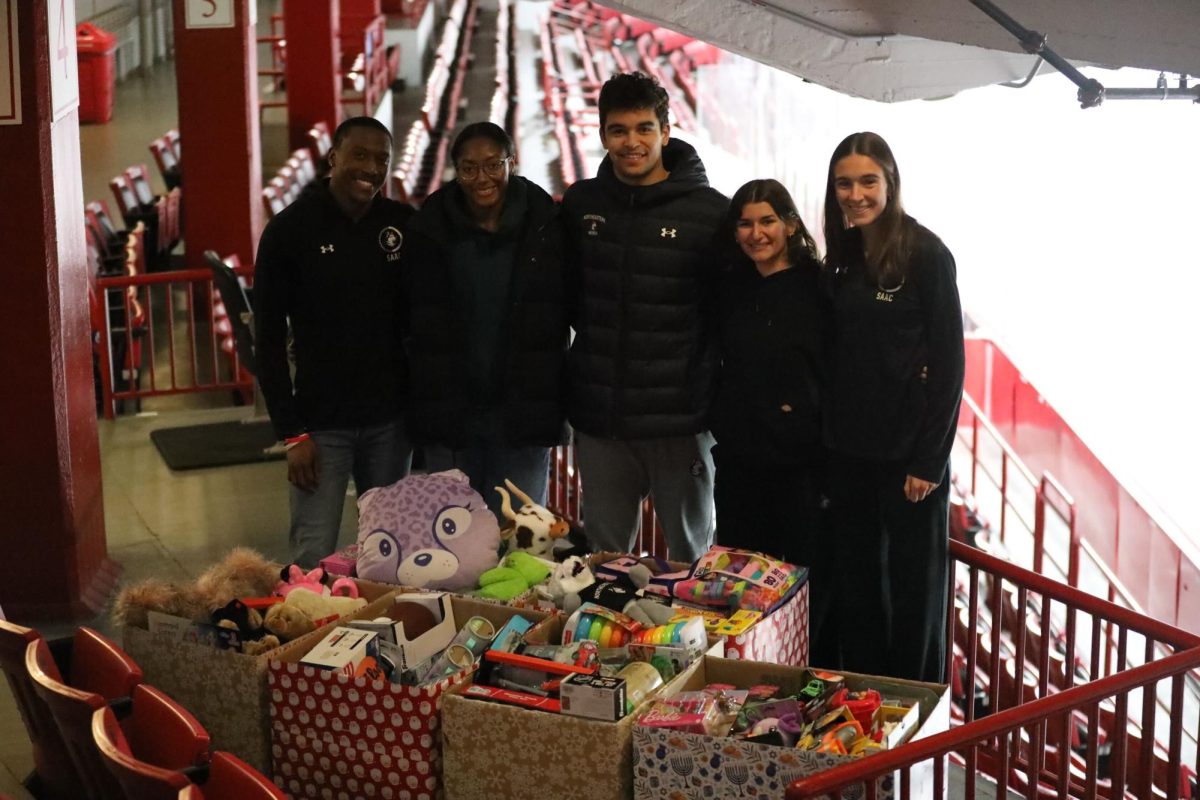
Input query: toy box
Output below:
<box><xmin>121</xmin><ymin>577</ymin><xmax>397</xmax><ymax>774</ymax></box>
<box><xmin>631</xmin><ymin>657</ymin><xmax>950</xmax><ymax>800</ymax></box>
<box><xmin>594</xmin><ymin>552</ymin><xmax>810</xmax><ymax>665</ymax></box>
<box><xmin>440</xmin><ymin>613</ymin><xmax>721</xmax><ymax>800</ymax></box>
<box><xmin>268</xmin><ymin>596</ymin><xmax>546</xmax><ymax>800</ymax></box>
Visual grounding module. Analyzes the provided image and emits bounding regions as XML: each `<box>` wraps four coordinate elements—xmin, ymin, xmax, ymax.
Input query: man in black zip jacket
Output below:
<box><xmin>255</xmin><ymin>117</ymin><xmax>414</xmax><ymax>568</ymax></box>
<box><xmin>563</xmin><ymin>72</ymin><xmax>728</xmax><ymax>562</ymax></box>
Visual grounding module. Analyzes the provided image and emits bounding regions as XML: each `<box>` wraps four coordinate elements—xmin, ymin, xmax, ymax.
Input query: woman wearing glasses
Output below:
<box><xmin>822</xmin><ymin>132</ymin><xmax>964</xmax><ymax>683</ymax></box>
<box><xmin>402</xmin><ymin>122</ymin><xmax>568</xmax><ymax>519</ymax></box>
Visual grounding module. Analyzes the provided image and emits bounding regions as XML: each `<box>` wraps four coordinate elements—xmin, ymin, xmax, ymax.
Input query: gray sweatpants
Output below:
<box><xmin>575</xmin><ymin>431</ymin><xmax>716</xmax><ymax>563</ymax></box>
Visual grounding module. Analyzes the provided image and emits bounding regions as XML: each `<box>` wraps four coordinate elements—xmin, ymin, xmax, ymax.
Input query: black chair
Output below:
<box><xmin>203</xmin><ymin>250</ymin><xmax>256</xmax><ymax>376</ymax></box>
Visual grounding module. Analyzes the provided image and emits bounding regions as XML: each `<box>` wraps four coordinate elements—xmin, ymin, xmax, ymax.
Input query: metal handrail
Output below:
<box><xmin>786</xmin><ymin>648</ymin><xmax>1200</xmax><ymax>798</ymax></box>
<box><xmin>787</xmin><ymin>538</ymin><xmax>1200</xmax><ymax>798</ymax></box>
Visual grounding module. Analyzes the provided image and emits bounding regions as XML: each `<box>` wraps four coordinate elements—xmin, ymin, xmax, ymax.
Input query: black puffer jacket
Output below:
<box><xmin>401</xmin><ymin>177</ymin><xmax>569</xmax><ymax>448</ymax></box>
<box><xmin>562</xmin><ymin>139</ymin><xmax>728</xmax><ymax>439</ymax></box>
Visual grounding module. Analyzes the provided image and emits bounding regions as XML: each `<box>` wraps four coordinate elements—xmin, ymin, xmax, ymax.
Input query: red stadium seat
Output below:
<box><xmin>93</xmin><ymin>687</ymin><xmax>283</xmax><ymax>800</ymax></box>
<box><xmin>25</xmin><ymin>628</ymin><xmax>143</xmax><ymax>800</ymax></box>
<box><xmin>0</xmin><ymin>621</ymin><xmax>85</xmax><ymax>799</ymax></box>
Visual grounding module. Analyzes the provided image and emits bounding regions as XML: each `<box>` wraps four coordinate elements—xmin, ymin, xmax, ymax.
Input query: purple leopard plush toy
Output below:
<box><xmin>356</xmin><ymin>470</ymin><xmax>501</xmax><ymax>591</ymax></box>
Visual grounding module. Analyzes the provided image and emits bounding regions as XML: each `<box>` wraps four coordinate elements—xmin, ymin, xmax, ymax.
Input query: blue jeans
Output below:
<box><xmin>423</xmin><ymin>443</ymin><xmax>551</xmax><ymax>523</ymax></box>
<box><xmin>289</xmin><ymin>418</ymin><xmax>412</xmax><ymax>568</ymax></box>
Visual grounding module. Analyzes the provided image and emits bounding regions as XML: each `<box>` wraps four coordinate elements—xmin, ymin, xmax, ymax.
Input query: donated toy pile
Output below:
<box><xmin>112</xmin><ymin>471</ymin><xmax>947</xmax><ymax>799</ymax></box>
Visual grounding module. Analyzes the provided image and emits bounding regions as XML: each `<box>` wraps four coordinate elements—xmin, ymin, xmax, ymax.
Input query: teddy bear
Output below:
<box><xmin>261</xmin><ymin>587</ymin><xmax>368</xmax><ymax>642</ymax></box>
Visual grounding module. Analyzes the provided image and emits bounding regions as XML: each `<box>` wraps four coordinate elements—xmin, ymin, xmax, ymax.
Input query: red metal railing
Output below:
<box><xmin>94</xmin><ymin>267</ymin><xmax>255</xmax><ymax>419</ymax></box>
<box><xmin>786</xmin><ymin>538</ymin><xmax>1200</xmax><ymax>799</ymax></box>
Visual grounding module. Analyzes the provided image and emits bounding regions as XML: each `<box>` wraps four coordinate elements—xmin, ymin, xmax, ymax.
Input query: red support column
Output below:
<box><xmin>284</xmin><ymin>0</ymin><xmax>342</xmax><ymax>153</ymax></box>
<box><xmin>172</xmin><ymin>0</ymin><xmax>263</xmax><ymax>268</ymax></box>
<box><xmin>0</xmin><ymin>0</ymin><xmax>118</xmax><ymax>620</ymax></box>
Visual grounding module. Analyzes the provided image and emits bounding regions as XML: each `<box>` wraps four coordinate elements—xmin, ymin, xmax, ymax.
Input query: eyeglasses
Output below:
<box><xmin>457</xmin><ymin>158</ymin><xmax>511</xmax><ymax>180</ymax></box>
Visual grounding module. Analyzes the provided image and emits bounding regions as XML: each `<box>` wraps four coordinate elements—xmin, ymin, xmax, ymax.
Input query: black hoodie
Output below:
<box><xmin>562</xmin><ymin>139</ymin><xmax>729</xmax><ymax>440</ymax></box>
<box><xmin>254</xmin><ymin>180</ymin><xmax>414</xmax><ymax>440</ymax></box>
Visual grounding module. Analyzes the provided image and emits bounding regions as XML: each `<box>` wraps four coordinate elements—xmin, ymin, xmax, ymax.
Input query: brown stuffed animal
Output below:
<box><xmin>263</xmin><ymin>603</ymin><xmax>316</xmax><ymax>642</ymax></box>
<box><xmin>112</xmin><ymin>548</ymin><xmax>282</xmax><ymax>630</ymax></box>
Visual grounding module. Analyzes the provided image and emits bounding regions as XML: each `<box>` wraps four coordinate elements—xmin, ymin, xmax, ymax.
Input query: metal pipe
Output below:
<box><xmin>967</xmin><ymin>0</ymin><xmax>1105</xmax><ymax>107</ymax></box>
<box><xmin>1000</xmin><ymin>55</ymin><xmax>1043</xmax><ymax>89</ymax></box>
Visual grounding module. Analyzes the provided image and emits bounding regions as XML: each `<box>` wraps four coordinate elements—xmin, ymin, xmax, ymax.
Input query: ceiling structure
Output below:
<box><xmin>591</xmin><ymin>0</ymin><xmax>1200</xmax><ymax>103</ymax></box>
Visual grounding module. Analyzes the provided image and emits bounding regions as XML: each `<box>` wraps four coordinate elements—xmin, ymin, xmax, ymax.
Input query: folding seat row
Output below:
<box><xmin>489</xmin><ymin>0</ymin><xmax>518</xmax><ymax>136</ymax></box>
<box><xmin>0</xmin><ymin>619</ymin><xmax>283</xmax><ymax>799</ymax></box>
<box><xmin>405</xmin><ymin>0</ymin><xmax>480</xmax><ymax>202</ymax></box>
<box><xmin>261</xmin><ymin>147</ymin><xmax>320</xmax><ymax>220</ymax></box>
<box><xmin>391</xmin><ymin>121</ymin><xmax>433</xmax><ymax>203</ymax></box>
<box><xmin>307</xmin><ymin>121</ymin><xmax>334</xmax><ymax>167</ymax></box>
<box><xmin>206</xmin><ymin>251</ymin><xmax>256</xmax><ymax>394</ymax></box>
<box><xmin>148</xmin><ymin>129</ymin><xmax>181</xmax><ymax>190</ymax></box>
<box><xmin>109</xmin><ymin>165</ymin><xmax>182</xmax><ymax>271</ymax></box>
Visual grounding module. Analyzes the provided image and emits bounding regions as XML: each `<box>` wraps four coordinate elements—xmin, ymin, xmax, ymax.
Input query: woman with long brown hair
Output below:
<box><xmin>822</xmin><ymin>132</ymin><xmax>965</xmax><ymax>683</ymax></box>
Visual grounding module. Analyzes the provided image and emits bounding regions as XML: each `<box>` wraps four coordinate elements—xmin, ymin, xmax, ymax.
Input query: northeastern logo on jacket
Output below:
<box><xmin>379</xmin><ymin>226</ymin><xmax>403</xmax><ymax>261</ymax></box>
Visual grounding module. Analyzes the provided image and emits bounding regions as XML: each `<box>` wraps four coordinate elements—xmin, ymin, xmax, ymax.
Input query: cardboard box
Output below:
<box><xmin>346</xmin><ymin>592</ymin><xmax>458</xmax><ymax>671</ymax></box>
<box><xmin>440</xmin><ymin>614</ymin><xmax>720</xmax><ymax>800</ymax></box>
<box><xmin>592</xmin><ymin>552</ymin><xmax>810</xmax><ymax>666</ymax></box>
<box><xmin>631</xmin><ymin>657</ymin><xmax>950</xmax><ymax>800</ymax></box>
<box><xmin>269</xmin><ymin>596</ymin><xmax>546</xmax><ymax>800</ymax></box>
<box><xmin>717</xmin><ymin>579</ymin><xmax>808</xmax><ymax>665</ymax></box>
<box><xmin>121</xmin><ymin>578</ymin><xmax>397</xmax><ymax>774</ymax></box>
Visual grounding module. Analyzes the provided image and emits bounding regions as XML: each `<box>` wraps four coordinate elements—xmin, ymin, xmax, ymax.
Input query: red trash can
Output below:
<box><xmin>76</xmin><ymin>23</ymin><xmax>117</xmax><ymax>124</ymax></box>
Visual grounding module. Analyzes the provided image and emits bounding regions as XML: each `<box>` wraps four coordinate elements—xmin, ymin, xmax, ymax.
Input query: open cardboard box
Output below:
<box><xmin>268</xmin><ymin>594</ymin><xmax>546</xmax><ymax>800</ymax></box>
<box><xmin>631</xmin><ymin>656</ymin><xmax>950</xmax><ymax>800</ymax></box>
<box><xmin>121</xmin><ymin>576</ymin><xmax>396</xmax><ymax>773</ymax></box>
<box><xmin>518</xmin><ymin>551</ymin><xmax>811</xmax><ymax>666</ymax></box>
<box><xmin>440</xmin><ymin>612</ymin><xmax>723</xmax><ymax>800</ymax></box>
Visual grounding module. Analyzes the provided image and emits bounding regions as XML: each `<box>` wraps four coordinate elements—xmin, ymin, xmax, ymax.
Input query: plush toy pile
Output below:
<box><xmin>112</xmin><ymin>549</ymin><xmax>368</xmax><ymax>654</ymax></box>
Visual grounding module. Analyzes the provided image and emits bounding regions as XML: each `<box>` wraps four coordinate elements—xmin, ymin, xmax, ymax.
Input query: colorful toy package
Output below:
<box><xmin>673</xmin><ymin>546</ymin><xmax>804</xmax><ymax>613</ymax></box>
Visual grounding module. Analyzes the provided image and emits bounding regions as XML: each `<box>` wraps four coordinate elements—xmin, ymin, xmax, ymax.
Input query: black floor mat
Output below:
<box><xmin>150</xmin><ymin>420</ymin><xmax>283</xmax><ymax>470</ymax></box>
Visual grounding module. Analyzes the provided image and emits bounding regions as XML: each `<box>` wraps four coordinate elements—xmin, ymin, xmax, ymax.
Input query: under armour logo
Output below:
<box><xmin>661</xmin><ymin>228</ymin><xmax>677</xmax><ymax>238</ymax></box>
<box><xmin>320</xmin><ymin>244</ymin><xmax>335</xmax><ymax>254</ymax></box>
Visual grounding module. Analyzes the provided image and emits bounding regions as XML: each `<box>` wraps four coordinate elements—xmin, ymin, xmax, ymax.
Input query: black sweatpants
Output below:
<box><xmin>827</xmin><ymin>453</ymin><xmax>950</xmax><ymax>683</ymax></box>
<box><xmin>712</xmin><ymin>448</ymin><xmax>836</xmax><ymax>669</ymax></box>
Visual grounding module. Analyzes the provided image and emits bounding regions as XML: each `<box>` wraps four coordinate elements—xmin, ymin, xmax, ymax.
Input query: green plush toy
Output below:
<box><xmin>477</xmin><ymin>551</ymin><xmax>551</xmax><ymax>601</ymax></box>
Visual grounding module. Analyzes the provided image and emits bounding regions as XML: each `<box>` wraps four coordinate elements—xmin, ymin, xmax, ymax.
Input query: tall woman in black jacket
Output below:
<box><xmin>823</xmin><ymin>132</ymin><xmax>964</xmax><ymax>683</ymax></box>
<box><xmin>402</xmin><ymin>122</ymin><xmax>568</xmax><ymax>519</ymax></box>
<box><xmin>711</xmin><ymin>179</ymin><xmax>826</xmax><ymax>558</ymax></box>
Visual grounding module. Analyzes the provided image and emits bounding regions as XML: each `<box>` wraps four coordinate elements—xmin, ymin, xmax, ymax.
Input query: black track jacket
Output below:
<box><xmin>825</xmin><ymin>221</ymin><xmax>965</xmax><ymax>482</ymax></box>
<box><xmin>562</xmin><ymin>139</ymin><xmax>728</xmax><ymax>440</ymax></box>
<box><xmin>254</xmin><ymin>181</ymin><xmax>414</xmax><ymax>440</ymax></box>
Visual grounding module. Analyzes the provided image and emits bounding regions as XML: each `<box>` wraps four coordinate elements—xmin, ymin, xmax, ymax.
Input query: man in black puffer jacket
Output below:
<box><xmin>563</xmin><ymin>72</ymin><xmax>728</xmax><ymax>562</ymax></box>
<box><xmin>403</xmin><ymin>123</ymin><xmax>568</xmax><ymax>519</ymax></box>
